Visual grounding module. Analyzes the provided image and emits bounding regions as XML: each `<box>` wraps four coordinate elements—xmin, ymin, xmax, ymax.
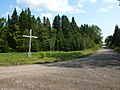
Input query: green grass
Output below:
<box><xmin>0</xmin><ymin>49</ymin><xmax>97</xmax><ymax>66</ymax></box>
<box><xmin>114</xmin><ymin>47</ymin><xmax>120</xmax><ymax>52</ymax></box>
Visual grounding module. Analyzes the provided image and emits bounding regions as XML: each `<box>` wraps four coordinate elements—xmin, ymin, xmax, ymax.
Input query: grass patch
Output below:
<box><xmin>0</xmin><ymin>49</ymin><xmax>98</xmax><ymax>66</ymax></box>
<box><xmin>114</xmin><ymin>47</ymin><xmax>120</xmax><ymax>52</ymax></box>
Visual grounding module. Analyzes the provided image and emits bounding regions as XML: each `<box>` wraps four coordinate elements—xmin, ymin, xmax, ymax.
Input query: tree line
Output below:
<box><xmin>0</xmin><ymin>8</ymin><xmax>102</xmax><ymax>53</ymax></box>
<box><xmin>105</xmin><ymin>25</ymin><xmax>120</xmax><ymax>48</ymax></box>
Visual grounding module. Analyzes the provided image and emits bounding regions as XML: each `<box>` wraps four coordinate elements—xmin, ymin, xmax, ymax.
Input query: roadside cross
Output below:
<box><xmin>23</xmin><ymin>29</ymin><xmax>38</xmax><ymax>58</ymax></box>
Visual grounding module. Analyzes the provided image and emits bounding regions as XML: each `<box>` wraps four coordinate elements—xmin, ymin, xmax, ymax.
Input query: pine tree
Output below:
<box><xmin>68</xmin><ymin>32</ymin><xmax>76</xmax><ymax>50</ymax></box>
<box><xmin>36</xmin><ymin>16</ymin><xmax>42</xmax><ymax>27</ymax></box>
<box><xmin>56</xmin><ymin>29</ymin><xmax>65</xmax><ymax>51</ymax></box>
<box><xmin>31</xmin><ymin>15</ymin><xmax>40</xmax><ymax>51</ymax></box>
<box><xmin>19</xmin><ymin>9</ymin><xmax>27</xmax><ymax>34</ymax></box>
<box><xmin>50</xmin><ymin>29</ymin><xmax>57</xmax><ymax>51</ymax></box>
<box><xmin>46</xmin><ymin>18</ymin><xmax>51</xmax><ymax>29</ymax></box>
<box><xmin>61</xmin><ymin>15</ymin><xmax>71</xmax><ymax>36</ymax></box>
<box><xmin>7</xmin><ymin>8</ymin><xmax>20</xmax><ymax>51</ymax></box>
<box><xmin>26</xmin><ymin>7</ymin><xmax>32</xmax><ymax>30</ymax></box>
<box><xmin>70</xmin><ymin>17</ymin><xmax>79</xmax><ymax>50</ymax></box>
<box><xmin>43</xmin><ymin>16</ymin><xmax>46</xmax><ymax>27</ymax></box>
<box><xmin>17</xmin><ymin>9</ymin><xmax>27</xmax><ymax>51</ymax></box>
<box><xmin>53</xmin><ymin>15</ymin><xmax>61</xmax><ymax>33</ymax></box>
<box><xmin>105</xmin><ymin>35</ymin><xmax>113</xmax><ymax>47</ymax></box>
<box><xmin>112</xmin><ymin>25</ymin><xmax>120</xmax><ymax>46</ymax></box>
<box><xmin>71</xmin><ymin>17</ymin><xmax>79</xmax><ymax>32</ymax></box>
<box><xmin>0</xmin><ymin>18</ymin><xmax>9</xmax><ymax>52</ymax></box>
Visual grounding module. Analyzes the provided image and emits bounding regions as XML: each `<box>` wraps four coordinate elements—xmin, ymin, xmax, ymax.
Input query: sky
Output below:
<box><xmin>0</xmin><ymin>0</ymin><xmax>120</xmax><ymax>41</ymax></box>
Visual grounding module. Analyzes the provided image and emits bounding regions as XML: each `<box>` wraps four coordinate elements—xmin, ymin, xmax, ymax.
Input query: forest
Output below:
<box><xmin>0</xmin><ymin>8</ymin><xmax>102</xmax><ymax>53</ymax></box>
<box><xmin>105</xmin><ymin>25</ymin><xmax>120</xmax><ymax>51</ymax></box>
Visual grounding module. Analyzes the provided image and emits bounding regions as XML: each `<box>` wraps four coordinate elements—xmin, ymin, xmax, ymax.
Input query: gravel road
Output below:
<box><xmin>0</xmin><ymin>49</ymin><xmax>120</xmax><ymax>90</ymax></box>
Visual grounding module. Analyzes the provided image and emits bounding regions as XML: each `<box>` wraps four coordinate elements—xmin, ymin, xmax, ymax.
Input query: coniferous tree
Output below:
<box><xmin>31</xmin><ymin>15</ymin><xmax>39</xmax><ymax>51</ymax></box>
<box><xmin>53</xmin><ymin>15</ymin><xmax>61</xmax><ymax>32</ymax></box>
<box><xmin>56</xmin><ymin>29</ymin><xmax>65</xmax><ymax>51</ymax></box>
<box><xmin>50</xmin><ymin>29</ymin><xmax>57</xmax><ymax>51</ymax></box>
<box><xmin>18</xmin><ymin>9</ymin><xmax>27</xmax><ymax>51</ymax></box>
<box><xmin>46</xmin><ymin>18</ymin><xmax>51</xmax><ymax>29</ymax></box>
<box><xmin>26</xmin><ymin>7</ymin><xmax>32</xmax><ymax>30</ymax></box>
<box><xmin>105</xmin><ymin>35</ymin><xmax>113</xmax><ymax>47</ymax></box>
<box><xmin>7</xmin><ymin>8</ymin><xmax>20</xmax><ymax>51</ymax></box>
<box><xmin>111</xmin><ymin>25</ymin><xmax>120</xmax><ymax>47</ymax></box>
<box><xmin>70</xmin><ymin>17</ymin><xmax>79</xmax><ymax>50</ymax></box>
<box><xmin>19</xmin><ymin>9</ymin><xmax>27</xmax><ymax>34</ymax></box>
<box><xmin>43</xmin><ymin>16</ymin><xmax>46</xmax><ymax>27</ymax></box>
<box><xmin>61</xmin><ymin>15</ymin><xmax>72</xmax><ymax>51</ymax></box>
<box><xmin>38</xmin><ymin>16</ymin><xmax>51</xmax><ymax>51</ymax></box>
<box><xmin>35</xmin><ymin>16</ymin><xmax>42</xmax><ymax>51</ymax></box>
<box><xmin>61</xmin><ymin>15</ymin><xmax>71</xmax><ymax>36</ymax></box>
<box><xmin>0</xmin><ymin>18</ymin><xmax>9</xmax><ymax>52</ymax></box>
<box><xmin>71</xmin><ymin>17</ymin><xmax>79</xmax><ymax>32</ymax></box>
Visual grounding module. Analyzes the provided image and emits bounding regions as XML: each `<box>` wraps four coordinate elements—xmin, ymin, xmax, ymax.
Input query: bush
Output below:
<box><xmin>114</xmin><ymin>47</ymin><xmax>120</xmax><ymax>52</ymax></box>
<box><xmin>41</xmin><ymin>52</ymin><xmax>46</xmax><ymax>58</ymax></box>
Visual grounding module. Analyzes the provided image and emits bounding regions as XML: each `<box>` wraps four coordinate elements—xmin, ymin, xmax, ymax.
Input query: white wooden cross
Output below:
<box><xmin>23</xmin><ymin>29</ymin><xmax>38</xmax><ymax>58</ymax></box>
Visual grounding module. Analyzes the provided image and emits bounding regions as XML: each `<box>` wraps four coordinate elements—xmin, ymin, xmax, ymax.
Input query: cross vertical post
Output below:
<box><xmin>49</xmin><ymin>38</ymin><xmax>52</xmax><ymax>51</ymax></box>
<box><xmin>28</xmin><ymin>29</ymin><xmax>32</xmax><ymax>58</ymax></box>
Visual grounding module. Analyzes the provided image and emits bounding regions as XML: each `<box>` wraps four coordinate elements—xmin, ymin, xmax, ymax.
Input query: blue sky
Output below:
<box><xmin>0</xmin><ymin>0</ymin><xmax>120</xmax><ymax>41</ymax></box>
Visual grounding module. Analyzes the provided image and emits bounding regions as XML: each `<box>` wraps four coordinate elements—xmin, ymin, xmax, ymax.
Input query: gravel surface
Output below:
<box><xmin>0</xmin><ymin>49</ymin><xmax>120</xmax><ymax>90</ymax></box>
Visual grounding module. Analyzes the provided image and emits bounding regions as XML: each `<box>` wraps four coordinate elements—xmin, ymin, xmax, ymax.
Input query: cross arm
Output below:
<box><xmin>23</xmin><ymin>35</ymin><xmax>38</xmax><ymax>38</ymax></box>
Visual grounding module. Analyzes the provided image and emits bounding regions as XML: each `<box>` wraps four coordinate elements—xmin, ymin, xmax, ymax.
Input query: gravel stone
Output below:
<box><xmin>0</xmin><ymin>49</ymin><xmax>120</xmax><ymax>90</ymax></box>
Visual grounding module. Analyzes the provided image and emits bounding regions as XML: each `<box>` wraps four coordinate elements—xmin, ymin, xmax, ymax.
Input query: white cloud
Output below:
<box><xmin>72</xmin><ymin>3</ymin><xmax>86</xmax><ymax>14</ymax></box>
<box><xmin>36</xmin><ymin>9</ymin><xmax>42</xmax><ymax>12</ymax></box>
<box><xmin>108</xmin><ymin>5</ymin><xmax>114</xmax><ymax>8</ymax></box>
<box><xmin>99</xmin><ymin>4</ymin><xmax>116</xmax><ymax>13</ymax></box>
<box><xmin>99</xmin><ymin>8</ymin><xmax>107</xmax><ymax>12</ymax></box>
<box><xmin>77</xmin><ymin>0</ymin><xmax>85</xmax><ymax>3</ymax></box>
<box><xmin>78</xmin><ymin>0</ymin><xmax>97</xmax><ymax>3</ymax></box>
<box><xmin>89</xmin><ymin>0</ymin><xmax>96</xmax><ymax>3</ymax></box>
<box><xmin>103</xmin><ymin>0</ymin><xmax>117</xmax><ymax>3</ymax></box>
<box><xmin>17</xmin><ymin>0</ymin><xmax>85</xmax><ymax>14</ymax></box>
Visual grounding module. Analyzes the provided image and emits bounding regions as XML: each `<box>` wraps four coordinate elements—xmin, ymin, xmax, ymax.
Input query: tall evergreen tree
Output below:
<box><xmin>19</xmin><ymin>9</ymin><xmax>27</xmax><ymax>34</ymax></box>
<box><xmin>46</xmin><ymin>18</ymin><xmax>51</xmax><ymax>29</ymax></box>
<box><xmin>26</xmin><ymin>7</ymin><xmax>32</xmax><ymax>30</ymax></box>
<box><xmin>53</xmin><ymin>15</ymin><xmax>61</xmax><ymax>32</ymax></box>
<box><xmin>7</xmin><ymin>8</ymin><xmax>20</xmax><ymax>51</ymax></box>
<box><xmin>112</xmin><ymin>25</ymin><xmax>120</xmax><ymax>46</ymax></box>
<box><xmin>55</xmin><ymin>29</ymin><xmax>65</xmax><ymax>51</ymax></box>
<box><xmin>17</xmin><ymin>9</ymin><xmax>28</xmax><ymax>51</ymax></box>
<box><xmin>43</xmin><ymin>16</ymin><xmax>46</xmax><ymax>27</ymax></box>
<box><xmin>0</xmin><ymin>18</ymin><xmax>9</xmax><ymax>52</ymax></box>
<box><xmin>61</xmin><ymin>15</ymin><xmax>71</xmax><ymax>36</ymax></box>
<box><xmin>71</xmin><ymin>17</ymin><xmax>79</xmax><ymax>32</ymax></box>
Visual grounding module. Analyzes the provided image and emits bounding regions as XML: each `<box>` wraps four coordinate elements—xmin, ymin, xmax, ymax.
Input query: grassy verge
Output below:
<box><xmin>0</xmin><ymin>49</ymin><xmax>98</xmax><ymax>66</ymax></box>
<box><xmin>114</xmin><ymin>47</ymin><xmax>120</xmax><ymax>52</ymax></box>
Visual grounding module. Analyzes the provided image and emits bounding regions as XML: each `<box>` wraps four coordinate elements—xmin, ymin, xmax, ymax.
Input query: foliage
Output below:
<box><xmin>0</xmin><ymin>8</ymin><xmax>102</xmax><ymax>53</ymax></box>
<box><xmin>0</xmin><ymin>18</ymin><xmax>9</xmax><ymax>52</ymax></box>
<box><xmin>105</xmin><ymin>25</ymin><xmax>120</xmax><ymax>49</ymax></box>
<box><xmin>105</xmin><ymin>35</ymin><xmax>113</xmax><ymax>47</ymax></box>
